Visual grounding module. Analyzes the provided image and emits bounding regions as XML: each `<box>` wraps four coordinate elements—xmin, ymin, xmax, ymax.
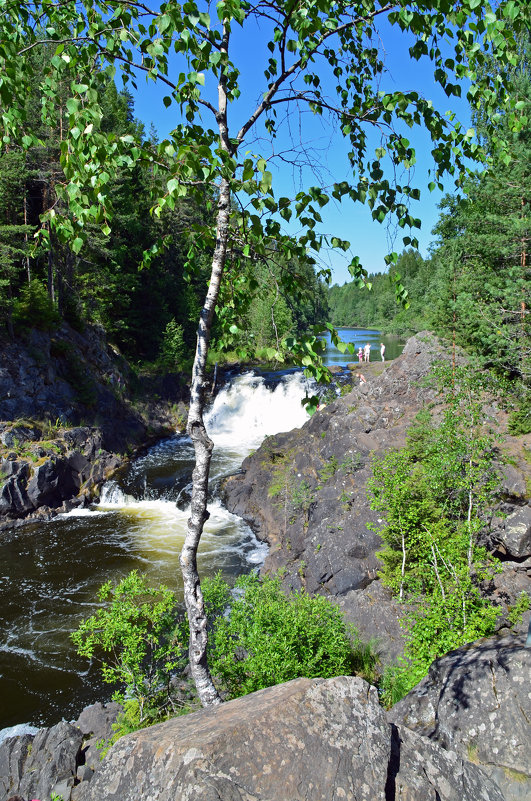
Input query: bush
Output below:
<box><xmin>73</xmin><ymin>570</ymin><xmax>378</xmax><ymax>739</ymax></box>
<box><xmin>12</xmin><ymin>279</ymin><xmax>60</xmax><ymax>331</ymax></box>
<box><xmin>71</xmin><ymin>571</ymin><xmax>186</xmax><ymax>724</ymax></box>
<box><xmin>205</xmin><ymin>573</ymin><xmax>377</xmax><ymax>698</ymax></box>
<box><xmin>508</xmin><ymin>403</ymin><xmax>531</xmax><ymax>435</ymax></box>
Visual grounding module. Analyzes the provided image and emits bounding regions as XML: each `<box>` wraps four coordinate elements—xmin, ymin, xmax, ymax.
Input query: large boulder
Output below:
<box><xmin>78</xmin><ymin>676</ymin><xmax>502</xmax><ymax>801</ymax></box>
<box><xmin>388</xmin><ymin>634</ymin><xmax>531</xmax><ymax>801</ymax></box>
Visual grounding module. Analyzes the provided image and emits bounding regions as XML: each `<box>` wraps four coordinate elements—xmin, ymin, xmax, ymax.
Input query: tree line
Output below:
<box><xmin>0</xmin><ymin>51</ymin><xmax>327</xmax><ymax>369</ymax></box>
<box><xmin>328</xmin><ymin>31</ymin><xmax>530</xmax><ymax>409</ymax></box>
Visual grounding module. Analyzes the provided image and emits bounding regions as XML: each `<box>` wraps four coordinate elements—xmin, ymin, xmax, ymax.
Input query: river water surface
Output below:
<box><xmin>0</xmin><ymin>328</ymin><xmax>403</xmax><ymax>733</ymax></box>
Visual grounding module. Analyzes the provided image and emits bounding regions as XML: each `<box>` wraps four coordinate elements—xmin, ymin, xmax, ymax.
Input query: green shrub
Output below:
<box><xmin>12</xmin><ymin>279</ymin><xmax>60</xmax><ymax>331</ymax></box>
<box><xmin>378</xmin><ymin>661</ymin><xmax>412</xmax><ymax>708</ymax></box>
<box><xmin>368</xmin><ymin>364</ymin><xmax>502</xmax><ymax>696</ymax></box>
<box><xmin>206</xmin><ymin>573</ymin><xmax>378</xmax><ymax>698</ymax></box>
<box><xmin>71</xmin><ymin>571</ymin><xmax>186</xmax><ymax>724</ymax></box>
<box><xmin>73</xmin><ymin>569</ymin><xmax>378</xmax><ymax>741</ymax></box>
<box><xmin>508</xmin><ymin>404</ymin><xmax>531</xmax><ymax>435</ymax></box>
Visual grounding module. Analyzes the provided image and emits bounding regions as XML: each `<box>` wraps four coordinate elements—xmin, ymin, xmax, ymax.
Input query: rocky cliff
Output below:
<box><xmin>1</xmin><ymin>332</ymin><xmax>530</xmax><ymax>801</ymax></box>
<box><xmin>0</xmin><ymin>324</ymin><xmax>188</xmax><ymax>526</ymax></box>
<box><xmin>223</xmin><ymin>333</ymin><xmax>531</xmax><ymax>658</ymax></box>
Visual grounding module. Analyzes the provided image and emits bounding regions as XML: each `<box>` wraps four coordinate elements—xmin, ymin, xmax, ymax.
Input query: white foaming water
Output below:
<box><xmin>0</xmin><ymin>723</ymin><xmax>39</xmax><ymax>747</ymax></box>
<box><xmin>206</xmin><ymin>371</ymin><xmax>310</xmax><ymax>453</ymax></box>
<box><xmin>66</xmin><ymin>371</ymin><xmax>309</xmax><ymax>566</ymax></box>
<box><xmin>0</xmin><ymin>370</ymin><xmax>304</xmax><ymax>729</ymax></box>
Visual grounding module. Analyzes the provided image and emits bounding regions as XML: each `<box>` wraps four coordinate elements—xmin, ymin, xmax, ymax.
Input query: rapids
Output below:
<box><xmin>0</xmin><ymin>371</ymin><xmax>311</xmax><ymax>729</ymax></box>
<box><xmin>0</xmin><ymin>328</ymin><xmax>403</xmax><ymax>732</ymax></box>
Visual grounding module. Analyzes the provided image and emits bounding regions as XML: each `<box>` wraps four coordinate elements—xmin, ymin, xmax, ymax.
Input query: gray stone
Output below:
<box><xmin>75</xmin><ymin>701</ymin><xmax>122</xmax><ymax>771</ymax></box>
<box><xmin>0</xmin><ymin>426</ymin><xmax>39</xmax><ymax>449</ymax></box>
<box><xmin>0</xmin><ymin>721</ymin><xmax>83</xmax><ymax>801</ymax></box>
<box><xmin>26</xmin><ymin>458</ymin><xmax>78</xmax><ymax>509</ymax></box>
<box><xmin>500</xmin><ymin>464</ymin><xmax>528</xmax><ymax>500</ymax></box>
<box><xmin>492</xmin><ymin>506</ymin><xmax>531</xmax><ymax>559</ymax></box>
<box><xmin>0</xmin><ymin>734</ymin><xmax>34</xmax><ymax>800</ymax></box>
<box><xmin>77</xmin><ymin>677</ymin><xmax>502</xmax><ymax>801</ymax></box>
<box><xmin>336</xmin><ymin>580</ymin><xmax>408</xmax><ymax>662</ymax></box>
<box><xmin>0</xmin><ymin>462</ymin><xmax>31</xmax><ymax>516</ymax></box>
<box><xmin>388</xmin><ymin>634</ymin><xmax>531</xmax><ymax>801</ymax></box>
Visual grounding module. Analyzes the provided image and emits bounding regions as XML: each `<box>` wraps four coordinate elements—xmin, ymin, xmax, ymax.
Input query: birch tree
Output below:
<box><xmin>0</xmin><ymin>0</ymin><xmax>526</xmax><ymax>705</ymax></box>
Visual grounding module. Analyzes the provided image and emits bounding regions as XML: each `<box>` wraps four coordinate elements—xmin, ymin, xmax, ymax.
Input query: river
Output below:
<box><xmin>0</xmin><ymin>328</ymin><xmax>403</xmax><ymax>734</ymax></box>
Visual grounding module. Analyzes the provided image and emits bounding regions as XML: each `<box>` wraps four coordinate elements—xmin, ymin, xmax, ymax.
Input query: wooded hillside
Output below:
<box><xmin>328</xmin><ymin>31</ymin><xmax>530</xmax><ymax>412</ymax></box>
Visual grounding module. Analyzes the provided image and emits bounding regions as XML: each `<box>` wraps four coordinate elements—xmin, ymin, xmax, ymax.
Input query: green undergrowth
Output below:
<box><xmin>72</xmin><ymin>570</ymin><xmax>379</xmax><ymax>749</ymax></box>
<box><xmin>369</xmin><ymin>363</ymin><xmax>529</xmax><ymax>707</ymax></box>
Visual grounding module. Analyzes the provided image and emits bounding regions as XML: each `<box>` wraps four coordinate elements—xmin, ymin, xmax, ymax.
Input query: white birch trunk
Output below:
<box><xmin>180</xmin><ymin>175</ymin><xmax>231</xmax><ymax>707</ymax></box>
<box><xmin>180</xmin><ymin>27</ymin><xmax>232</xmax><ymax>707</ymax></box>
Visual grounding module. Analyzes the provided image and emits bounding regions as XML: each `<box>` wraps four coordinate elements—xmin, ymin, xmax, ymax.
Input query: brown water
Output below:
<box><xmin>0</xmin><ymin>371</ymin><xmax>311</xmax><ymax>732</ymax></box>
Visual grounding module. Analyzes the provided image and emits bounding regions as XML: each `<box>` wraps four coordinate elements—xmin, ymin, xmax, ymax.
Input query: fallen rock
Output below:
<box><xmin>74</xmin><ymin>701</ymin><xmax>122</xmax><ymax>772</ymax></box>
<box><xmin>491</xmin><ymin>506</ymin><xmax>531</xmax><ymax>559</ymax></box>
<box><xmin>0</xmin><ymin>702</ymin><xmax>121</xmax><ymax>801</ymax></box>
<box><xmin>0</xmin><ymin>721</ymin><xmax>83</xmax><ymax>801</ymax></box>
<box><xmin>78</xmin><ymin>676</ymin><xmax>502</xmax><ymax>801</ymax></box>
<box><xmin>388</xmin><ymin>634</ymin><xmax>531</xmax><ymax>801</ymax></box>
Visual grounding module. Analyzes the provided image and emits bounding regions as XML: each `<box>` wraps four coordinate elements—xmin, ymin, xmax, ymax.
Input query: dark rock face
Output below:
<box><xmin>0</xmin><ymin>721</ymin><xmax>83</xmax><ymax>801</ymax></box>
<box><xmin>388</xmin><ymin>634</ymin><xmax>531</xmax><ymax>801</ymax></box>
<box><xmin>0</xmin><ymin>324</ymin><xmax>188</xmax><ymax>524</ymax></box>
<box><xmin>0</xmin><ymin>428</ymin><xmax>121</xmax><ymax>524</ymax></box>
<box><xmin>0</xmin><ymin>702</ymin><xmax>120</xmax><ymax>801</ymax></box>
<box><xmin>223</xmin><ymin>333</ymin><xmax>531</xmax><ymax>657</ymax></box>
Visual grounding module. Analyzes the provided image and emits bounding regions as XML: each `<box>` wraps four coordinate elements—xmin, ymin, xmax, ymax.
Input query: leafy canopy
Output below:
<box><xmin>0</xmin><ymin>0</ymin><xmax>527</xmax><ymax>366</ymax></box>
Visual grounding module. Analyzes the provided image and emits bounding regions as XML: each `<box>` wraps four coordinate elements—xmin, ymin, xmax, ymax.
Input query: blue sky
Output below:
<box><xmin>128</xmin><ymin>13</ymin><xmax>474</xmax><ymax>286</ymax></box>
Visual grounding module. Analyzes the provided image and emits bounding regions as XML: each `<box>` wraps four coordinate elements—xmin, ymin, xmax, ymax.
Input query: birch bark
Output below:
<box><xmin>179</xmin><ymin>27</ymin><xmax>233</xmax><ymax>707</ymax></box>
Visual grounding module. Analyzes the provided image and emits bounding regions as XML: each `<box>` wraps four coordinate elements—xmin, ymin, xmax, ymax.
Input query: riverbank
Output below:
<box><xmin>1</xmin><ymin>332</ymin><xmax>530</xmax><ymax>801</ymax></box>
<box><xmin>0</xmin><ymin>323</ymin><xmax>189</xmax><ymax>527</ymax></box>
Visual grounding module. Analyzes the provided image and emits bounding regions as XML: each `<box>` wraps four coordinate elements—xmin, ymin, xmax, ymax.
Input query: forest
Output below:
<box><xmin>328</xmin><ymin>32</ymin><xmax>530</xmax><ymax>416</ymax></box>
<box><xmin>0</xmin><ymin>53</ymin><xmax>328</xmax><ymax>370</ymax></box>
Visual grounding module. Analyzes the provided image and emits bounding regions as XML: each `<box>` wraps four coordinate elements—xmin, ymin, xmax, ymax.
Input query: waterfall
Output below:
<box><xmin>206</xmin><ymin>370</ymin><xmax>310</xmax><ymax>453</ymax></box>
<box><xmin>0</xmin><ymin>369</ymin><xmax>311</xmax><ymax>729</ymax></box>
<box><xmin>94</xmin><ymin>369</ymin><xmax>312</xmax><ymax>505</ymax></box>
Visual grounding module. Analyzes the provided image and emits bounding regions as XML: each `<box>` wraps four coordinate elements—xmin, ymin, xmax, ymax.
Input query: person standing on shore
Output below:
<box><xmin>357</xmin><ymin>346</ymin><xmax>363</xmax><ymax>364</ymax></box>
<box><xmin>364</xmin><ymin>342</ymin><xmax>371</xmax><ymax>362</ymax></box>
<box><xmin>380</xmin><ymin>342</ymin><xmax>386</xmax><ymax>362</ymax></box>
